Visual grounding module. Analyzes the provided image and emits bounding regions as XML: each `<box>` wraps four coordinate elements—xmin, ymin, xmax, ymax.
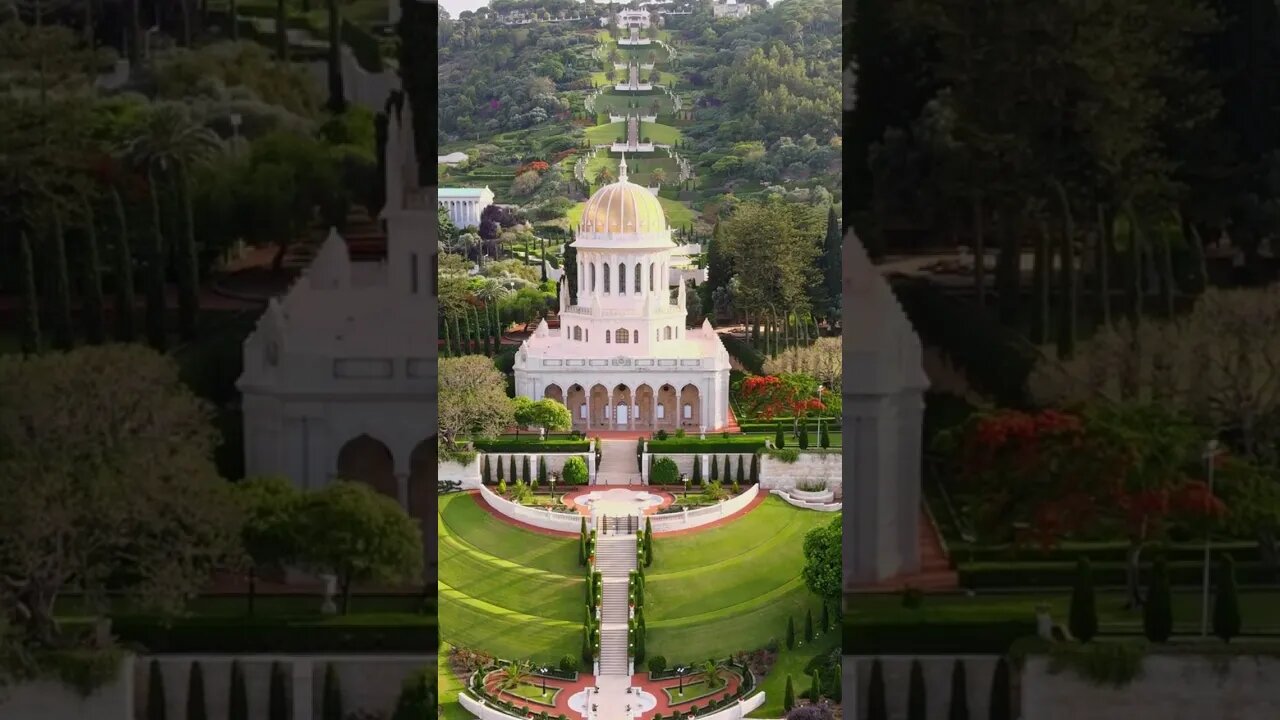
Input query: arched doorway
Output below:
<box><xmin>336</xmin><ymin>434</ymin><xmax>398</xmax><ymax>500</ymax></box>
<box><xmin>611</xmin><ymin>384</ymin><xmax>633</xmax><ymax>429</ymax></box>
<box><xmin>679</xmin><ymin>384</ymin><xmax>701</xmax><ymax>429</ymax></box>
<box><xmin>657</xmin><ymin>384</ymin><xmax>677</xmax><ymax>430</ymax></box>
<box><xmin>567</xmin><ymin>384</ymin><xmax>587</xmax><ymax>430</ymax></box>
<box><xmin>635</xmin><ymin>384</ymin><xmax>655</xmax><ymax>430</ymax></box>
<box><xmin>589</xmin><ymin>384</ymin><xmax>609</xmax><ymax>429</ymax></box>
<box><xmin>544</xmin><ymin>384</ymin><xmax>565</xmax><ymax>406</ymax></box>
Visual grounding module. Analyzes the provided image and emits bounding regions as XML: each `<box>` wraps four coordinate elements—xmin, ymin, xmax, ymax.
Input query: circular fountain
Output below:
<box><xmin>576</xmin><ymin>488</ymin><xmax>664</xmax><ymax>515</ymax></box>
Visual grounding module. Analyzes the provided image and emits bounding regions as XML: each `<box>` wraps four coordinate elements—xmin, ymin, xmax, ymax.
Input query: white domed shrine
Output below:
<box><xmin>513</xmin><ymin>155</ymin><xmax>732</xmax><ymax>432</ymax></box>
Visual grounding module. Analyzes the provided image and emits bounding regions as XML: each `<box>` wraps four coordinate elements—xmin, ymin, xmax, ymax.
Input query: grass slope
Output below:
<box><xmin>748</xmin><ymin>630</ymin><xmax>839</xmax><ymax>719</ymax></box>
<box><xmin>584</xmin><ymin>121</ymin><xmax>683</xmax><ymax>146</ymax></box>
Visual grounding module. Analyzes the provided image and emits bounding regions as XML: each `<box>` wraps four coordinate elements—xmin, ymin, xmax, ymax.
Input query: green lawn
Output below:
<box><xmin>592</xmin><ymin>91</ymin><xmax>675</xmax><ymax>117</ymax></box>
<box><xmin>662</xmin><ymin>675</ymin><xmax>734</xmax><ymax>705</ymax></box>
<box><xmin>439</xmin><ymin>648</ymin><xmax>472</xmax><ymax>720</ymax></box>
<box><xmin>507</xmin><ymin>682</ymin><xmax>562</xmax><ymax>706</ymax></box>
<box><xmin>584</xmin><ymin>121</ymin><xmax>683</xmax><ymax>146</ymax></box>
<box><xmin>845</xmin><ymin>590</ymin><xmax>1280</xmax><ymax>633</ymax></box>
<box><xmin>748</xmin><ymin>630</ymin><xmax>839</xmax><ymax>718</ymax></box>
<box><xmin>438</xmin><ymin>493</ymin><xmax>581</xmax><ymax>662</ymax></box>
<box><xmin>567</xmin><ymin>194</ymin><xmax>696</xmax><ymax>230</ymax></box>
<box><xmin>645</xmin><ymin>497</ymin><xmax>830</xmax><ymax>661</ymax></box>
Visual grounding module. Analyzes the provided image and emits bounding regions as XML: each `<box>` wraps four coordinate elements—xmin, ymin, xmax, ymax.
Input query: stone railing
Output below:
<box><xmin>478</xmin><ymin>483</ymin><xmax>586</xmax><ymax>533</ymax></box>
<box><xmin>773</xmin><ymin>488</ymin><xmax>840</xmax><ymax>512</ymax></box>
<box><xmin>647</xmin><ymin>484</ymin><xmax>759</xmax><ymax>533</ymax></box>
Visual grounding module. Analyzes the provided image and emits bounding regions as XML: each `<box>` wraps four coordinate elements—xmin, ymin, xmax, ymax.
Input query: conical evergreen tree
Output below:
<box><xmin>736</xmin><ymin>455</ymin><xmax>744</xmax><ymax>485</ymax></box>
<box><xmin>786</xmin><ymin>616</ymin><xmax>796</xmax><ymax>649</ymax></box>
<box><xmin>782</xmin><ymin>675</ymin><xmax>795</xmax><ymax>712</ymax></box>
<box><xmin>750</xmin><ymin>453</ymin><xmax>759</xmax><ymax>483</ymax></box>
<box><xmin>810</xmin><ymin>669</ymin><xmax>821</xmax><ymax>700</ymax></box>
<box><xmin>989</xmin><ymin>657</ymin><xmax>1011</xmax><ymax>720</ymax></box>
<box><xmin>187</xmin><ymin>661</ymin><xmax>207</xmax><ymax>720</ymax></box>
<box><xmin>1069</xmin><ymin>556</ymin><xmax>1098</xmax><ymax>642</ymax></box>
<box><xmin>948</xmin><ymin>659</ymin><xmax>969</xmax><ymax>720</ymax></box>
<box><xmin>775</xmin><ymin>423</ymin><xmax>785</xmax><ymax>448</ymax></box>
<box><xmin>867</xmin><ymin>659</ymin><xmax>887</xmax><ymax>720</ymax></box>
<box><xmin>564</xmin><ymin>238</ymin><xmax>578</xmax><ymax>305</ymax></box>
<box><xmin>907</xmin><ymin>659</ymin><xmax>926</xmax><ymax>720</ymax></box>
<box><xmin>821</xmin><ymin>205</ymin><xmax>841</xmax><ymax>318</ymax></box>
<box><xmin>692</xmin><ymin>455</ymin><xmax>702</xmax><ymax>485</ymax></box>
<box><xmin>1143</xmin><ymin>556</ymin><xmax>1173</xmax><ymax>643</ymax></box>
<box><xmin>322</xmin><ymin>663</ymin><xmax>344</xmax><ymax>720</ymax></box>
<box><xmin>644</xmin><ymin>517</ymin><xmax>653</xmax><ymax>566</ymax></box>
<box><xmin>539</xmin><ymin>456</ymin><xmax>548</xmax><ymax>485</ymax></box>
<box><xmin>1214</xmin><ymin>553</ymin><xmax>1242</xmax><ymax>642</ymax></box>
<box><xmin>228</xmin><ymin>660</ymin><xmax>247</xmax><ymax>720</ymax></box>
<box><xmin>269</xmin><ymin>661</ymin><xmax>289</xmax><ymax>720</ymax></box>
<box><xmin>819</xmin><ymin>422</ymin><xmax>830</xmax><ymax>448</ymax></box>
<box><xmin>522</xmin><ymin>454</ymin><xmax>531</xmax><ymax>483</ymax></box>
<box><xmin>147</xmin><ymin>659</ymin><xmax>166</xmax><ymax>720</ymax></box>
<box><xmin>509</xmin><ymin>455</ymin><xmax>517</xmax><ymax>483</ymax></box>
<box><xmin>821</xmin><ymin>602</ymin><xmax>830</xmax><ymax>632</ymax></box>
<box><xmin>799</xmin><ymin>420</ymin><xmax>809</xmax><ymax>449</ymax></box>
<box><xmin>832</xmin><ymin>659</ymin><xmax>842</xmax><ymax>702</ymax></box>
<box><xmin>804</xmin><ymin>608</ymin><xmax>813</xmax><ymax>641</ymax></box>
<box><xmin>482</xmin><ymin>455</ymin><xmax>492</xmax><ymax>484</ymax></box>
<box><xmin>496</xmin><ymin>455</ymin><xmax>504</xmax><ymax>482</ymax></box>
<box><xmin>710</xmin><ymin>454</ymin><xmax>719</xmax><ymax>481</ymax></box>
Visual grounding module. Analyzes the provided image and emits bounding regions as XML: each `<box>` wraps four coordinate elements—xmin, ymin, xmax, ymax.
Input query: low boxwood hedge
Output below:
<box><xmin>844</xmin><ymin>619</ymin><xmax>1035</xmax><ymax>654</ymax></box>
<box><xmin>958</xmin><ymin>559</ymin><xmax>1280</xmax><ymax>589</ymax></box>
<box><xmin>111</xmin><ymin>617</ymin><xmax>438</xmax><ymax>653</ymax></box>
<box><xmin>647</xmin><ymin>437</ymin><xmax>766</xmax><ymax>453</ymax></box>
<box><xmin>473</xmin><ymin>438</ymin><xmax>591</xmax><ymax>453</ymax></box>
<box><xmin>951</xmin><ymin>541</ymin><xmax>1260</xmax><ymax>566</ymax></box>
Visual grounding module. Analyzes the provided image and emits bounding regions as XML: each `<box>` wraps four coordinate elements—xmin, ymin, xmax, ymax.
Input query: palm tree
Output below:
<box><xmin>475</xmin><ymin>277</ymin><xmax>512</xmax><ymax>349</ymax></box>
<box><xmin>650</xmin><ymin>167</ymin><xmax>667</xmax><ymax>187</ymax></box>
<box><xmin>127</xmin><ymin>103</ymin><xmax>222</xmax><ymax>345</ymax></box>
<box><xmin>702</xmin><ymin>660</ymin><xmax>723</xmax><ymax>690</ymax></box>
<box><xmin>496</xmin><ymin>660</ymin><xmax>531</xmax><ymax>693</ymax></box>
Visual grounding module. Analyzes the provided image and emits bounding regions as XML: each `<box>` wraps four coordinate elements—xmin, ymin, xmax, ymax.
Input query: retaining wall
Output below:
<box><xmin>647</xmin><ymin>484</ymin><xmax>759</xmax><ymax>533</ymax></box>
<box><xmin>846</xmin><ymin>655</ymin><xmax>1003</xmax><ymax>720</ymax></box>
<box><xmin>758</xmin><ymin>452</ymin><xmax>841</xmax><ymax>492</ymax></box>
<box><xmin>478</xmin><ymin>483</ymin><xmax>585</xmax><ymax>533</ymax></box>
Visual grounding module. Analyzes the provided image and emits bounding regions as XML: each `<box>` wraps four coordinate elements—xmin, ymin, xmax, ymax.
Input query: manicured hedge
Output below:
<box><xmin>718</xmin><ymin>334</ymin><xmax>764</xmax><ymax>374</ymax></box>
<box><xmin>951</xmin><ymin>541</ymin><xmax>1260</xmax><ymax>566</ymax></box>
<box><xmin>958</xmin><ymin>559</ymin><xmax>1279</xmax><ymax>589</ymax></box>
<box><xmin>844</xmin><ymin>620</ymin><xmax>1035</xmax><ymax>654</ymax></box>
<box><xmin>738</xmin><ymin>422</ymin><xmax>841</xmax><ymax>434</ymax></box>
<box><xmin>473</xmin><ymin>438</ymin><xmax>591</xmax><ymax>452</ymax></box>
<box><xmin>891</xmin><ymin>278</ymin><xmax>1037</xmax><ymax>407</ymax></box>
<box><xmin>647</xmin><ymin>437</ymin><xmax>767</xmax><ymax>453</ymax></box>
<box><xmin>111</xmin><ymin>617</ymin><xmax>438</xmax><ymax>653</ymax></box>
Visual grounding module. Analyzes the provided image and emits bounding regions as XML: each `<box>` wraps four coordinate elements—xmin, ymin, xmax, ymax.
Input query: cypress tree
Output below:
<box><xmin>798</xmin><ymin>420</ymin><xmax>809</xmax><ymax>449</ymax></box>
<box><xmin>1143</xmin><ymin>556</ymin><xmax>1173</xmax><ymax>643</ymax></box>
<box><xmin>989</xmin><ymin>657</ymin><xmax>1011</xmax><ymax>720</ymax></box>
<box><xmin>1069</xmin><ymin>556</ymin><xmax>1098</xmax><ymax>642</ymax></box>
<box><xmin>539</xmin><ymin>456</ymin><xmax>548</xmax><ymax>485</ymax></box>
<box><xmin>187</xmin><ymin>662</ymin><xmax>207</xmax><ymax>720</ymax></box>
<box><xmin>710</xmin><ymin>454</ymin><xmax>718</xmax><ymax>481</ymax></box>
<box><xmin>269</xmin><ymin>661</ymin><xmax>289</xmax><ymax>720</ymax></box>
<box><xmin>831</xmin><ymin>659</ymin><xmax>842</xmax><ymax>702</ymax></box>
<box><xmin>750</xmin><ymin>453</ymin><xmax>759</xmax><ymax>483</ymax></box>
<box><xmin>482</xmin><ymin>455</ymin><xmax>492</xmax><ymax>484</ymax></box>
<box><xmin>497</xmin><ymin>455</ymin><xmax>504</xmax><ymax>482</ymax></box>
<box><xmin>907</xmin><ymin>659</ymin><xmax>926</xmax><ymax>720</ymax></box>
<box><xmin>867</xmin><ymin>659</ymin><xmax>887</xmax><ymax>720</ymax></box>
<box><xmin>645</xmin><ymin>517</ymin><xmax>653</xmax><ymax>566</ymax></box>
<box><xmin>810</xmin><ymin>669</ymin><xmax>821</xmax><ymax>701</ymax></box>
<box><xmin>804</xmin><ymin>608</ymin><xmax>813</xmax><ymax>641</ymax></box>
<box><xmin>148</xmin><ymin>659</ymin><xmax>166</xmax><ymax>720</ymax></box>
<box><xmin>821</xmin><ymin>602</ymin><xmax>830</xmax><ymax>632</ymax></box>
<box><xmin>579</xmin><ymin>532</ymin><xmax>587</xmax><ymax>565</ymax></box>
<box><xmin>582</xmin><ymin>625</ymin><xmax>593</xmax><ymax>663</ymax></box>
<box><xmin>782</xmin><ymin>675</ymin><xmax>795</xmax><ymax>712</ymax></box>
<box><xmin>735</xmin><ymin>455</ymin><xmax>744</xmax><ymax>484</ymax></box>
<box><xmin>774</xmin><ymin>423</ymin><xmax>785</xmax><ymax>448</ymax></box>
<box><xmin>522</xmin><ymin>454</ymin><xmax>531</xmax><ymax>483</ymax></box>
<box><xmin>692</xmin><ymin>456</ymin><xmax>702</xmax><ymax>485</ymax></box>
<box><xmin>229</xmin><ymin>660</ymin><xmax>248</xmax><ymax>720</ymax></box>
<box><xmin>1214</xmin><ymin>553</ymin><xmax>1242</xmax><ymax>642</ymax></box>
<box><xmin>564</xmin><ymin>239</ymin><xmax>578</xmax><ymax>305</ymax></box>
<box><xmin>786</xmin><ymin>616</ymin><xmax>796</xmax><ymax>649</ymax></box>
<box><xmin>821</xmin><ymin>204</ymin><xmax>841</xmax><ymax>317</ymax></box>
<box><xmin>948</xmin><ymin>659</ymin><xmax>969</xmax><ymax>720</ymax></box>
<box><xmin>509</xmin><ymin>455</ymin><xmax>517</xmax><ymax>484</ymax></box>
<box><xmin>819</xmin><ymin>422</ymin><xmax>830</xmax><ymax>448</ymax></box>
<box><xmin>322</xmin><ymin>663</ymin><xmax>344</xmax><ymax>720</ymax></box>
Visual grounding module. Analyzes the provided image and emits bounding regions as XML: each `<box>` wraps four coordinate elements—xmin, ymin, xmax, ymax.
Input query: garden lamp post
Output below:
<box><xmin>1201</xmin><ymin>438</ymin><xmax>1222</xmax><ymax>637</ymax></box>
<box><xmin>681</xmin><ymin>473</ymin><xmax>688</xmax><ymax>498</ymax></box>
<box><xmin>550</xmin><ymin>472</ymin><xmax>558</xmax><ymax>499</ymax></box>
<box><xmin>816</xmin><ymin>384</ymin><xmax>824</xmax><ymax>437</ymax></box>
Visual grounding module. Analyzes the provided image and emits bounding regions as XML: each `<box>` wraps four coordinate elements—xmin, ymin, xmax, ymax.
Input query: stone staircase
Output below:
<box><xmin>595</xmin><ymin>534</ymin><xmax>636</xmax><ymax>677</ymax></box>
<box><xmin>595</xmin><ymin>440</ymin><xmax>641</xmax><ymax>485</ymax></box>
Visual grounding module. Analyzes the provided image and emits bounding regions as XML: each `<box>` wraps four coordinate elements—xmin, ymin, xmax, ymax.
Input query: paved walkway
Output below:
<box><xmin>480</xmin><ymin>666</ymin><xmax>746</xmax><ymax>720</ymax></box>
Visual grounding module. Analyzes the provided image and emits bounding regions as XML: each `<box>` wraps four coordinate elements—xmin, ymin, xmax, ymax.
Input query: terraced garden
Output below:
<box><xmin>591</xmin><ymin>90</ymin><xmax>677</xmax><ymax>118</ymax></box>
<box><xmin>584</xmin><ymin>121</ymin><xmax>683</xmax><ymax>146</ymax></box>
<box><xmin>568</xmin><ymin>192</ymin><xmax>696</xmax><ymax>229</ymax></box>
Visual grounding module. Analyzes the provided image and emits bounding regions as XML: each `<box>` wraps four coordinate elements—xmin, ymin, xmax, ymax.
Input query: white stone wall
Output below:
<box><xmin>846</xmin><ymin>655</ymin><xmax>1002</xmax><ymax>720</ymax></box>
<box><xmin>478</xmin><ymin>483</ymin><xmax>585</xmax><ymax>532</ymax></box>
<box><xmin>642</xmin><ymin>451</ymin><xmax>755</xmax><ymax>481</ymax></box>
<box><xmin>759</xmin><ymin>452</ymin><xmax>841</xmax><ymax>491</ymax></box>
<box><xmin>439</xmin><ymin>454</ymin><xmax>482</xmax><ymax>488</ymax></box>
<box><xmin>647</xmin><ymin>484</ymin><xmax>759</xmax><ymax>533</ymax></box>
<box><xmin>481</xmin><ymin>451</ymin><xmax>595</xmax><ymax>479</ymax></box>
<box><xmin>0</xmin><ymin>654</ymin><xmax>135</xmax><ymax>720</ymax></box>
<box><xmin>1022</xmin><ymin>654</ymin><xmax>1280</xmax><ymax>720</ymax></box>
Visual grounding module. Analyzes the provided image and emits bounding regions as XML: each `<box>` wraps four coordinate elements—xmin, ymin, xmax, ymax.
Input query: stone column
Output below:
<box><xmin>291</xmin><ymin>660</ymin><xmax>314</xmax><ymax>720</ymax></box>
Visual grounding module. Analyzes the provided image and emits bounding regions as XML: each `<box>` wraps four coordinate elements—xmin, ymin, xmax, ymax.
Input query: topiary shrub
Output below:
<box><xmin>867</xmin><ymin>658</ymin><xmax>886</xmax><ymax>720</ymax></box>
<box><xmin>710</xmin><ymin>454</ymin><xmax>719</xmax><ymax>481</ymax></box>
<box><xmin>947</xmin><ymin>658</ymin><xmax>968</xmax><ymax>720</ymax></box>
<box><xmin>1143</xmin><ymin>556</ymin><xmax>1173</xmax><ymax>643</ymax></box>
<box><xmin>268</xmin><ymin>661</ymin><xmax>289</xmax><ymax>720</ymax></box>
<box><xmin>651</xmin><ymin>457</ymin><xmax>679</xmax><ymax>485</ymax></box>
<box><xmin>228</xmin><ymin>660</ymin><xmax>247</xmax><ymax>720</ymax></box>
<box><xmin>560</xmin><ymin>655</ymin><xmax>580</xmax><ymax>673</ymax></box>
<box><xmin>147</xmin><ymin>659</ymin><xmax>166</xmax><ymax>720</ymax></box>
<box><xmin>563</xmin><ymin>455</ymin><xmax>589</xmax><ymax>485</ymax></box>
<box><xmin>782</xmin><ymin>674</ymin><xmax>795</xmax><ymax>712</ymax></box>
<box><xmin>322</xmin><ymin>663</ymin><xmax>343</xmax><ymax>720</ymax></box>
<box><xmin>989</xmin><ymin>657</ymin><xmax>1011</xmax><ymax>720</ymax></box>
<box><xmin>187</xmin><ymin>661</ymin><xmax>207</xmax><ymax>720</ymax></box>
<box><xmin>774</xmin><ymin>423</ymin><xmax>785</xmax><ymax>448</ymax></box>
<box><xmin>907</xmin><ymin>659</ymin><xmax>925</xmax><ymax>720</ymax></box>
<box><xmin>1069</xmin><ymin>556</ymin><xmax>1098</xmax><ymax>642</ymax></box>
<box><xmin>1214</xmin><ymin>553</ymin><xmax>1242</xmax><ymax>642</ymax></box>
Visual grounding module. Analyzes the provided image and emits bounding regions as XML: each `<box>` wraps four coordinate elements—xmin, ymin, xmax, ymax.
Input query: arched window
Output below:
<box><xmin>657</xmin><ymin>404</ymin><xmax>665</xmax><ymax>419</ymax></box>
<box><xmin>579</xmin><ymin>262</ymin><xmax>585</xmax><ymax>294</ymax></box>
<box><xmin>683</xmin><ymin>403</ymin><xmax>692</xmax><ymax>419</ymax></box>
<box><xmin>585</xmin><ymin>329</ymin><xmax>589</xmax><ymax>342</ymax></box>
<box><xmin>617</xmin><ymin>328</ymin><xmax>630</xmax><ymax>344</ymax></box>
<box><xmin>606</xmin><ymin>330</ymin><xmax>611</xmax><ymax>343</ymax></box>
<box><xmin>573</xmin><ymin>326</ymin><xmax>582</xmax><ymax>341</ymax></box>
<box><xmin>604</xmin><ymin>265</ymin><xmax>610</xmax><ymax>293</ymax></box>
<box><xmin>635</xmin><ymin>263</ymin><xmax>642</xmax><ymax>292</ymax></box>
<box><xmin>618</xmin><ymin>263</ymin><xmax>626</xmax><ymax>294</ymax></box>
<box><xmin>649</xmin><ymin>263</ymin><xmax>655</xmax><ymax>291</ymax></box>
<box><xmin>664</xmin><ymin>326</ymin><xmax>672</xmax><ymax>340</ymax></box>
<box><xmin>633</xmin><ymin>328</ymin><xmax>638</xmax><ymax>343</ymax></box>
<box><xmin>590</xmin><ymin>263</ymin><xmax>596</xmax><ymax>291</ymax></box>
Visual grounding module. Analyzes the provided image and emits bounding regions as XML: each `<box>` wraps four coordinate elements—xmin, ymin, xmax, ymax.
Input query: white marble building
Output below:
<box><xmin>237</xmin><ymin>95</ymin><xmax>437</xmax><ymax>526</ymax></box>
<box><xmin>713</xmin><ymin>0</ymin><xmax>752</xmax><ymax>18</ymax></box>
<box><xmin>438</xmin><ymin>186</ymin><xmax>494</xmax><ymax>230</ymax></box>
<box><xmin>843</xmin><ymin>229</ymin><xmax>929</xmax><ymax>588</ymax></box>
<box><xmin>617</xmin><ymin>8</ymin><xmax>651</xmax><ymax>28</ymax></box>
<box><xmin>514</xmin><ymin>155</ymin><xmax>732</xmax><ymax>432</ymax></box>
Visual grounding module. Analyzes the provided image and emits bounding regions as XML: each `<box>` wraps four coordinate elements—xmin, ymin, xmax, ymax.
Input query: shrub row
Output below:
<box><xmin>112</xmin><ymin>618</ymin><xmax>438</xmax><ymax>653</ymax></box>
<box><xmin>718</xmin><ymin>334</ymin><xmax>765</xmax><ymax>374</ymax></box>
<box><xmin>952</xmin><ymin>541</ymin><xmax>1260</xmax><ymax>566</ymax></box>
<box><xmin>473</xmin><ymin>438</ymin><xmax>591</xmax><ymax>452</ymax></box>
<box><xmin>958</xmin><ymin>559</ymin><xmax>1280</xmax><ymax>589</ymax></box>
<box><xmin>647</xmin><ymin>438</ymin><xmax>767</xmax><ymax>453</ymax></box>
<box><xmin>843</xmin><ymin>620</ymin><xmax>1035</xmax><ymax>655</ymax></box>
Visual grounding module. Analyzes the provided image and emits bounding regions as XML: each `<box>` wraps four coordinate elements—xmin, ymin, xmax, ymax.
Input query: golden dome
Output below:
<box><xmin>580</xmin><ymin>156</ymin><xmax>667</xmax><ymax>234</ymax></box>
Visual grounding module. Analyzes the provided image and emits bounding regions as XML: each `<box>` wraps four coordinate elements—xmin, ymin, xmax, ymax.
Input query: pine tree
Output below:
<box><xmin>322</xmin><ymin>663</ymin><xmax>344</xmax><ymax>720</ymax></box>
<box><xmin>229</xmin><ymin>660</ymin><xmax>248</xmax><ymax>720</ymax></box>
<box><xmin>1214</xmin><ymin>553</ymin><xmax>1242</xmax><ymax>642</ymax></box>
<box><xmin>867</xmin><ymin>659</ymin><xmax>887</xmax><ymax>720</ymax></box>
<box><xmin>1069</xmin><ymin>556</ymin><xmax>1098</xmax><ymax>642</ymax></box>
<box><xmin>148</xmin><ymin>659</ymin><xmax>166</xmax><ymax>720</ymax></box>
<box><xmin>948</xmin><ymin>659</ymin><xmax>969</xmax><ymax>720</ymax></box>
<box><xmin>782</xmin><ymin>675</ymin><xmax>795</xmax><ymax>712</ymax></box>
<box><xmin>821</xmin><ymin>205</ymin><xmax>841</xmax><ymax>319</ymax></box>
<box><xmin>269</xmin><ymin>661</ymin><xmax>289</xmax><ymax>720</ymax></box>
<box><xmin>989</xmin><ymin>657</ymin><xmax>1011</xmax><ymax>720</ymax></box>
<box><xmin>907</xmin><ymin>659</ymin><xmax>926</xmax><ymax>720</ymax></box>
<box><xmin>804</xmin><ymin>608</ymin><xmax>813</xmax><ymax>641</ymax></box>
<box><xmin>819</xmin><ymin>422</ymin><xmax>830</xmax><ymax>448</ymax></box>
<box><xmin>522</xmin><ymin>454</ymin><xmax>531</xmax><ymax>483</ymax></box>
<box><xmin>482</xmin><ymin>454</ymin><xmax>492</xmax><ymax>484</ymax></box>
<box><xmin>735</xmin><ymin>455</ymin><xmax>744</xmax><ymax>484</ymax></box>
<box><xmin>710</xmin><ymin>454</ymin><xmax>719</xmax><ymax>481</ymax></box>
<box><xmin>775</xmin><ymin>423</ymin><xmax>785</xmax><ymax>448</ymax></box>
<box><xmin>786</xmin><ymin>616</ymin><xmax>796</xmax><ymax>649</ymax></box>
<box><xmin>798</xmin><ymin>420</ymin><xmax>809</xmax><ymax>449</ymax></box>
<box><xmin>187</xmin><ymin>662</ymin><xmax>207</xmax><ymax>720</ymax></box>
<box><xmin>1143</xmin><ymin>556</ymin><xmax>1173</xmax><ymax>643</ymax></box>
